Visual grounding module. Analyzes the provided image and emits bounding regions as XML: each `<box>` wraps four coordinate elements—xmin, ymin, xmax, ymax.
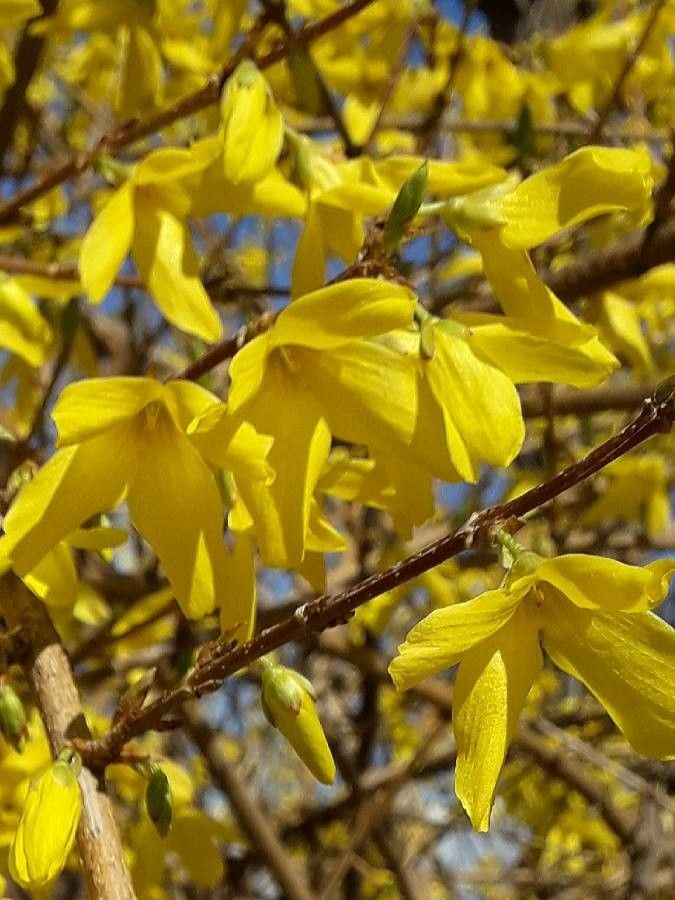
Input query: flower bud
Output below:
<box><xmin>0</xmin><ymin>681</ymin><xmax>28</xmax><ymax>753</ymax></box>
<box><xmin>9</xmin><ymin>748</ymin><xmax>82</xmax><ymax>889</ymax></box>
<box><xmin>383</xmin><ymin>161</ymin><xmax>428</xmax><ymax>255</ymax></box>
<box><xmin>259</xmin><ymin>657</ymin><xmax>336</xmax><ymax>784</ymax></box>
<box><xmin>220</xmin><ymin>60</ymin><xmax>284</xmax><ymax>184</ymax></box>
<box><xmin>145</xmin><ymin>764</ymin><xmax>172</xmax><ymax>838</ymax></box>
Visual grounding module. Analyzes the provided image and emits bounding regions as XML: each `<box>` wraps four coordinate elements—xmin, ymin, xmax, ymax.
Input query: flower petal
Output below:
<box><xmin>4</xmin><ymin>425</ymin><xmax>135</xmax><ymax>576</ymax></box>
<box><xmin>542</xmin><ymin>604</ymin><xmax>675</xmax><ymax>759</ymax></box>
<box><xmin>53</xmin><ymin>376</ymin><xmax>161</xmax><ymax>446</ymax></box>
<box><xmin>271</xmin><ymin>279</ymin><xmax>416</xmax><ymax>351</ymax></box>
<box><xmin>127</xmin><ymin>409</ymin><xmax>229</xmax><ymax>619</ymax></box>
<box><xmin>536</xmin><ymin>554</ymin><xmax>669</xmax><ymax>613</ymax></box>
<box><xmin>133</xmin><ymin>200</ymin><xmax>222</xmax><ymax>342</ymax></box>
<box><xmin>496</xmin><ymin>146</ymin><xmax>652</xmax><ymax>249</ymax></box>
<box><xmin>455</xmin><ymin>606</ymin><xmax>543</xmax><ymax>831</ymax></box>
<box><xmin>389</xmin><ymin>587</ymin><xmax>524</xmax><ymax>691</ymax></box>
<box><xmin>80</xmin><ymin>181</ymin><xmax>135</xmax><ymax>302</ymax></box>
<box><xmin>426</xmin><ymin>326</ymin><xmax>524</xmax><ymax>479</ymax></box>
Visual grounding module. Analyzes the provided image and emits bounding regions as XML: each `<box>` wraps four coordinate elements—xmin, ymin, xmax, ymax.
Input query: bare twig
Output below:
<box><xmin>73</xmin><ymin>382</ymin><xmax>675</xmax><ymax>769</ymax></box>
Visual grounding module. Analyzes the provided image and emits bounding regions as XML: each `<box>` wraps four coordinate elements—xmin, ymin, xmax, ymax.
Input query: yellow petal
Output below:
<box><xmin>80</xmin><ymin>181</ymin><xmax>135</xmax><ymax>302</ymax></box>
<box><xmin>127</xmin><ymin>408</ymin><xmax>229</xmax><ymax>619</ymax></box>
<box><xmin>0</xmin><ymin>277</ymin><xmax>53</xmax><ymax>366</ymax></box>
<box><xmin>187</xmin><ymin>404</ymin><xmax>274</xmax><ymax>485</ymax></box>
<box><xmin>3</xmin><ymin>424</ymin><xmax>135</xmax><ymax>576</ymax></box>
<box><xmin>455</xmin><ymin>607</ymin><xmax>542</xmax><ymax>831</ymax></box>
<box><xmin>271</xmin><ymin>279</ymin><xmax>416</xmax><ymax>350</ymax></box>
<box><xmin>291</xmin><ymin>201</ymin><xmax>327</xmax><ymax>298</ymax></box>
<box><xmin>220</xmin><ymin>533</ymin><xmax>256</xmax><ymax>642</ymax></box>
<box><xmin>463</xmin><ymin>311</ymin><xmax>619</xmax><ymax>388</ymax></box>
<box><xmin>133</xmin><ymin>199</ymin><xmax>222</xmax><ymax>342</ymax></box>
<box><xmin>536</xmin><ymin>554</ymin><xmax>673</xmax><ymax>613</ymax></box>
<box><xmin>543</xmin><ymin>603</ymin><xmax>675</xmax><ymax>759</ymax></box>
<box><xmin>389</xmin><ymin>587</ymin><xmax>524</xmax><ymax>691</ymax></box>
<box><xmin>496</xmin><ymin>146</ymin><xmax>652</xmax><ymax>248</ymax></box>
<box><xmin>52</xmin><ymin>376</ymin><xmax>161</xmax><ymax>446</ymax></box>
<box><xmin>426</xmin><ymin>325</ymin><xmax>524</xmax><ymax>480</ymax></box>
<box><xmin>161</xmin><ymin>380</ymin><xmax>224</xmax><ymax>431</ymax></box>
<box><xmin>227</xmin><ymin>333</ymin><xmax>272</xmax><ymax>414</ymax></box>
<box><xmin>23</xmin><ymin>543</ymin><xmax>78</xmax><ymax>608</ymax></box>
<box><xmin>645</xmin><ymin>559</ymin><xmax>675</xmax><ymax>608</ymax></box>
<box><xmin>304</xmin><ymin>337</ymin><xmax>419</xmax><ymax>447</ymax></box>
<box><xmin>231</xmin><ymin>359</ymin><xmax>331</xmax><ymax>569</ymax></box>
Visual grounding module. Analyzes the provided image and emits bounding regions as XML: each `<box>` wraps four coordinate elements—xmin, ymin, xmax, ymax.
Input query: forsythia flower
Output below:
<box><xmin>80</xmin><ymin>145</ymin><xmax>223</xmax><ymax>341</ymax></box>
<box><xmin>0</xmin><ymin>377</ymin><xmax>272</xmax><ymax>624</ymax></box>
<box><xmin>389</xmin><ymin>547</ymin><xmax>675</xmax><ymax>831</ymax></box>
<box><xmin>259</xmin><ymin>657</ymin><xmax>336</xmax><ymax>784</ymax></box>
<box><xmin>221</xmin><ymin>278</ymin><xmax>416</xmax><ymax>567</ymax></box>
<box><xmin>9</xmin><ymin>749</ymin><xmax>82</xmax><ymax>889</ymax></box>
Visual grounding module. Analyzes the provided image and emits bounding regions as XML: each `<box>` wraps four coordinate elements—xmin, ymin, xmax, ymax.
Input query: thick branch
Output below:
<box><xmin>0</xmin><ymin>575</ymin><xmax>135</xmax><ymax>899</ymax></box>
<box><xmin>74</xmin><ymin>382</ymin><xmax>675</xmax><ymax>769</ymax></box>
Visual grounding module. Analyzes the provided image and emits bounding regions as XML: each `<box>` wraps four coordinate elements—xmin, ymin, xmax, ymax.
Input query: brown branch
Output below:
<box><xmin>182</xmin><ymin>702</ymin><xmax>315</xmax><ymax>900</ymax></box>
<box><xmin>545</xmin><ymin>215</ymin><xmax>675</xmax><ymax>302</ymax></box>
<box><xmin>589</xmin><ymin>0</ymin><xmax>669</xmax><ymax>142</ymax></box>
<box><xmin>0</xmin><ymin>575</ymin><xmax>135</xmax><ymax>899</ymax></box>
<box><xmin>0</xmin><ymin>0</ymin><xmax>377</xmax><ymax>224</ymax></box>
<box><xmin>73</xmin><ymin>381</ymin><xmax>675</xmax><ymax>769</ymax></box>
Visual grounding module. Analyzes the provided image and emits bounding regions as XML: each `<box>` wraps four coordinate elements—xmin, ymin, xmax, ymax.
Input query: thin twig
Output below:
<box><xmin>73</xmin><ymin>382</ymin><xmax>675</xmax><ymax>769</ymax></box>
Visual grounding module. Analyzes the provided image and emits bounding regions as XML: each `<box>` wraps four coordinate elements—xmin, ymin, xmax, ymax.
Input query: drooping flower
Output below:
<box><xmin>390</xmin><ymin>547</ymin><xmax>675</xmax><ymax>831</ymax></box>
<box><xmin>0</xmin><ymin>377</ymin><xmax>272</xmax><ymax>626</ymax></box>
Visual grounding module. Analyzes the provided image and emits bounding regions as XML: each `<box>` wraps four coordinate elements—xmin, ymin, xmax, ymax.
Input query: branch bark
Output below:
<box><xmin>0</xmin><ymin>575</ymin><xmax>135</xmax><ymax>899</ymax></box>
<box><xmin>74</xmin><ymin>381</ymin><xmax>675</xmax><ymax>769</ymax></box>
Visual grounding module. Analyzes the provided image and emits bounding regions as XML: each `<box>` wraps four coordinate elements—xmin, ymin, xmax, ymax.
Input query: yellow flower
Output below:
<box><xmin>0</xmin><ymin>0</ymin><xmax>40</xmax><ymax>28</ymax></box>
<box><xmin>259</xmin><ymin>657</ymin><xmax>336</xmax><ymax>784</ymax></box>
<box><xmin>80</xmin><ymin>144</ymin><xmax>224</xmax><ymax>341</ymax></box>
<box><xmin>0</xmin><ymin>377</ymin><xmax>272</xmax><ymax>624</ymax></box>
<box><xmin>220</xmin><ymin>60</ymin><xmax>284</xmax><ymax>184</ymax></box>
<box><xmin>0</xmin><ymin>275</ymin><xmax>53</xmax><ymax>366</ymax></box>
<box><xmin>9</xmin><ymin>749</ymin><xmax>82</xmax><ymax>889</ymax></box>
<box><xmin>215</xmin><ymin>278</ymin><xmax>416</xmax><ymax>567</ymax></box>
<box><xmin>390</xmin><ymin>549</ymin><xmax>675</xmax><ymax>831</ymax></box>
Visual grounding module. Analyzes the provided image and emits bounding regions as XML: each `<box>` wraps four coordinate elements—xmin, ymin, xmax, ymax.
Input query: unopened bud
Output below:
<box><xmin>145</xmin><ymin>764</ymin><xmax>172</xmax><ymax>837</ymax></box>
<box><xmin>0</xmin><ymin>681</ymin><xmax>27</xmax><ymax>753</ymax></box>
<box><xmin>383</xmin><ymin>161</ymin><xmax>428</xmax><ymax>255</ymax></box>
<box><xmin>9</xmin><ymin>749</ymin><xmax>82</xmax><ymax>889</ymax></box>
<box><xmin>259</xmin><ymin>657</ymin><xmax>336</xmax><ymax>784</ymax></box>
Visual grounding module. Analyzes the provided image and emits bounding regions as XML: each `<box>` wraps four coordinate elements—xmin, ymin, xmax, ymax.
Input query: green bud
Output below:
<box><xmin>0</xmin><ymin>682</ymin><xmax>28</xmax><ymax>753</ymax></box>
<box><xmin>654</xmin><ymin>374</ymin><xmax>675</xmax><ymax>404</ymax></box>
<box><xmin>145</xmin><ymin>764</ymin><xmax>172</xmax><ymax>838</ymax></box>
<box><xmin>510</xmin><ymin>102</ymin><xmax>535</xmax><ymax>158</ymax></box>
<box><xmin>383</xmin><ymin>161</ymin><xmax>428</xmax><ymax>256</ymax></box>
<box><xmin>288</xmin><ymin>48</ymin><xmax>324</xmax><ymax>116</ymax></box>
